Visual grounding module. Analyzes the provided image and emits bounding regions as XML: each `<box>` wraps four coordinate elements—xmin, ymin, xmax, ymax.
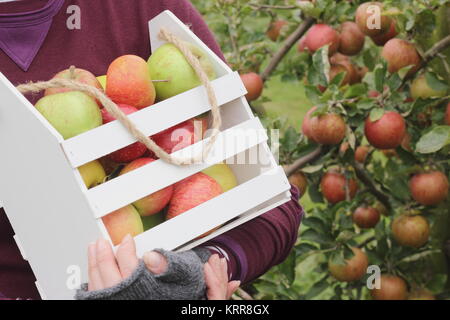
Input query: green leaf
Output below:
<box><xmin>301</xmin><ymin>229</ymin><xmax>332</xmax><ymax>245</ymax></box>
<box><xmin>344</xmin><ymin>83</ymin><xmax>367</xmax><ymax>99</ymax></box>
<box><xmin>369</xmin><ymin>108</ymin><xmax>385</xmax><ymax>122</ymax></box>
<box><xmin>304</xmin><ymin>84</ymin><xmax>322</xmax><ymax>105</ymax></box>
<box><xmin>303</xmin><ymin>216</ymin><xmax>327</xmax><ymax>233</ymax></box>
<box><xmin>374</xmin><ymin>64</ymin><xmax>386</xmax><ymax>92</ymax></box>
<box><xmin>278</xmin><ymin>251</ymin><xmax>296</xmax><ymax>285</ymax></box>
<box><xmin>329</xmin><ymin>72</ymin><xmax>346</xmax><ymax>87</ymax></box>
<box><xmin>304</xmin><ymin>276</ymin><xmax>329</xmax><ymax>300</ymax></box>
<box><xmin>425</xmin><ymin>72</ymin><xmax>449</xmax><ymax>92</ymax></box>
<box><xmin>312</xmin><ymin>46</ymin><xmax>330</xmax><ymax>87</ymax></box>
<box><xmin>416</xmin><ymin>126</ymin><xmax>450</xmax><ymax>154</ymax></box>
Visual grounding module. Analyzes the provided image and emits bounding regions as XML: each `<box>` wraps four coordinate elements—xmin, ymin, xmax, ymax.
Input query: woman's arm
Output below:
<box><xmin>201</xmin><ymin>186</ymin><xmax>304</xmax><ymax>284</ymax></box>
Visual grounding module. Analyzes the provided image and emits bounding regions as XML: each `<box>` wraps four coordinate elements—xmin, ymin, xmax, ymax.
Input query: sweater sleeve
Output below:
<box><xmin>200</xmin><ymin>186</ymin><xmax>304</xmax><ymax>285</ymax></box>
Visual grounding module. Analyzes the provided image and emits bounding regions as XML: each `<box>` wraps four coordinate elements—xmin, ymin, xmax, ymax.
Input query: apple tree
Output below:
<box><xmin>192</xmin><ymin>0</ymin><xmax>450</xmax><ymax>300</ymax></box>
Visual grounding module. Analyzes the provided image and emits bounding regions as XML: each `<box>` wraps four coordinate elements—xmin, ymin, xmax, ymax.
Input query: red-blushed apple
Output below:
<box><xmin>320</xmin><ymin>171</ymin><xmax>358</xmax><ymax>203</ymax></box>
<box><xmin>446</xmin><ymin>102</ymin><xmax>450</xmax><ymax>125</ymax></box>
<box><xmin>355</xmin><ymin>145</ymin><xmax>370</xmax><ymax>163</ymax></box>
<box><xmin>355</xmin><ymin>2</ymin><xmax>392</xmax><ymax>37</ymax></box>
<box><xmin>266</xmin><ymin>20</ymin><xmax>288</xmax><ymax>42</ymax></box>
<box><xmin>202</xmin><ymin>163</ymin><xmax>238</xmax><ymax>192</ymax></box>
<box><xmin>310</xmin><ymin>113</ymin><xmax>347</xmax><ymax>145</ymax></box>
<box><xmin>288</xmin><ymin>172</ymin><xmax>308</xmax><ymax>198</ymax></box>
<box><xmin>370</xmin><ymin>274</ymin><xmax>408</xmax><ymax>300</ymax></box>
<box><xmin>382</xmin><ymin>39</ymin><xmax>422</xmax><ymax>76</ymax></box>
<box><xmin>151</xmin><ymin>115</ymin><xmax>209</xmax><ymax>155</ymax></box>
<box><xmin>410</xmin><ymin>74</ymin><xmax>447</xmax><ymax>99</ymax></box>
<box><xmin>392</xmin><ymin>214</ymin><xmax>430</xmax><ymax>248</ymax></box>
<box><xmin>303</xmin><ymin>24</ymin><xmax>340</xmax><ymax>56</ymax></box>
<box><xmin>368</xmin><ymin>90</ymin><xmax>381</xmax><ymax>98</ymax></box>
<box><xmin>167</xmin><ymin>172</ymin><xmax>223</xmax><ymax>220</ymax></box>
<box><xmin>330</xmin><ymin>64</ymin><xmax>352</xmax><ymax>86</ymax></box>
<box><xmin>102</xmin><ymin>205</ymin><xmax>144</xmax><ymax>246</ymax></box>
<box><xmin>77</xmin><ymin>160</ymin><xmax>106</xmax><ymax>189</ymax></box>
<box><xmin>35</xmin><ymin>91</ymin><xmax>102</xmax><ymax>139</ymax></box>
<box><xmin>120</xmin><ymin>158</ymin><xmax>173</xmax><ymax>216</ymax></box>
<box><xmin>328</xmin><ymin>247</ymin><xmax>368</xmax><ymax>282</ymax></box>
<box><xmin>409</xmin><ymin>171</ymin><xmax>449</xmax><ymax>205</ymax></box>
<box><xmin>102</xmin><ymin>104</ymin><xmax>147</xmax><ymax>163</ymax></box>
<box><xmin>297</xmin><ymin>37</ymin><xmax>307</xmax><ymax>53</ymax></box>
<box><xmin>338</xmin><ymin>22</ymin><xmax>365</xmax><ymax>56</ymax></box>
<box><xmin>371</xmin><ymin>20</ymin><xmax>397</xmax><ymax>46</ymax></box>
<box><xmin>45</xmin><ymin>67</ymin><xmax>104</xmax><ymax>107</ymax></box>
<box><xmin>106</xmin><ymin>55</ymin><xmax>156</xmax><ymax>109</ymax></box>
<box><xmin>302</xmin><ymin>106</ymin><xmax>317</xmax><ymax>141</ymax></box>
<box><xmin>240</xmin><ymin>72</ymin><xmax>264</xmax><ymax>101</ymax></box>
<box><xmin>353</xmin><ymin>206</ymin><xmax>380</xmax><ymax>228</ymax></box>
<box><xmin>364</xmin><ymin>111</ymin><xmax>406</xmax><ymax>149</ymax></box>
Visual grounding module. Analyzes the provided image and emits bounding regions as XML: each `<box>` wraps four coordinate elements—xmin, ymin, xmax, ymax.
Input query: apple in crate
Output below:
<box><xmin>44</xmin><ymin>67</ymin><xmax>104</xmax><ymax>107</ymax></box>
<box><xmin>152</xmin><ymin>115</ymin><xmax>209</xmax><ymax>154</ymax></box>
<box><xmin>120</xmin><ymin>158</ymin><xmax>173</xmax><ymax>216</ymax></box>
<box><xmin>101</xmin><ymin>104</ymin><xmax>147</xmax><ymax>163</ymax></box>
<box><xmin>141</xmin><ymin>211</ymin><xmax>165</xmax><ymax>231</ymax></box>
<box><xmin>167</xmin><ymin>173</ymin><xmax>223</xmax><ymax>238</ymax></box>
<box><xmin>102</xmin><ymin>205</ymin><xmax>144</xmax><ymax>246</ymax></box>
<box><xmin>35</xmin><ymin>91</ymin><xmax>102</xmax><ymax>139</ymax></box>
<box><xmin>106</xmin><ymin>55</ymin><xmax>156</xmax><ymax>109</ymax></box>
<box><xmin>78</xmin><ymin>160</ymin><xmax>106</xmax><ymax>189</ymax></box>
<box><xmin>202</xmin><ymin>163</ymin><xmax>238</xmax><ymax>192</ymax></box>
<box><xmin>148</xmin><ymin>43</ymin><xmax>216</xmax><ymax>101</ymax></box>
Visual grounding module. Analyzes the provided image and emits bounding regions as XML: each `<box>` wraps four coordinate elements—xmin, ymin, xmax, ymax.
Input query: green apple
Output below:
<box><xmin>202</xmin><ymin>163</ymin><xmax>238</xmax><ymax>192</ymax></box>
<box><xmin>410</xmin><ymin>74</ymin><xmax>447</xmax><ymax>99</ymax></box>
<box><xmin>35</xmin><ymin>91</ymin><xmax>102</xmax><ymax>139</ymax></box>
<box><xmin>78</xmin><ymin>160</ymin><xmax>106</xmax><ymax>189</ymax></box>
<box><xmin>147</xmin><ymin>43</ymin><xmax>216</xmax><ymax>101</ymax></box>
<box><xmin>141</xmin><ymin>211</ymin><xmax>165</xmax><ymax>231</ymax></box>
<box><xmin>97</xmin><ymin>75</ymin><xmax>107</xmax><ymax>90</ymax></box>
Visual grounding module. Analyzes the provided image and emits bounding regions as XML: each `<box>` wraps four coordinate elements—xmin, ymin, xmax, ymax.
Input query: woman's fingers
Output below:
<box><xmin>95</xmin><ymin>239</ymin><xmax>122</xmax><ymax>288</ymax></box>
<box><xmin>204</xmin><ymin>261</ymin><xmax>222</xmax><ymax>300</ymax></box>
<box><xmin>144</xmin><ymin>251</ymin><xmax>168</xmax><ymax>275</ymax></box>
<box><xmin>87</xmin><ymin>243</ymin><xmax>103</xmax><ymax>291</ymax></box>
<box><xmin>116</xmin><ymin>234</ymin><xmax>139</xmax><ymax>279</ymax></box>
<box><xmin>227</xmin><ymin>280</ymin><xmax>241</xmax><ymax>300</ymax></box>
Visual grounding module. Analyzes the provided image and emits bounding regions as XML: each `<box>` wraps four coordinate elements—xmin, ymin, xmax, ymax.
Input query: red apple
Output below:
<box><xmin>353</xmin><ymin>206</ymin><xmax>380</xmax><ymax>228</ymax></box>
<box><xmin>167</xmin><ymin>172</ymin><xmax>223</xmax><ymax>220</ymax></box>
<box><xmin>151</xmin><ymin>116</ymin><xmax>209</xmax><ymax>155</ymax></box>
<box><xmin>303</xmin><ymin>24</ymin><xmax>341</xmax><ymax>56</ymax></box>
<box><xmin>371</xmin><ymin>20</ymin><xmax>397</xmax><ymax>46</ymax></box>
<box><xmin>338</xmin><ymin>21</ymin><xmax>365</xmax><ymax>56</ymax></box>
<box><xmin>328</xmin><ymin>247</ymin><xmax>368</xmax><ymax>282</ymax></box>
<box><xmin>102</xmin><ymin>104</ymin><xmax>147</xmax><ymax>163</ymax></box>
<box><xmin>45</xmin><ymin>67</ymin><xmax>104</xmax><ymax>107</ymax></box>
<box><xmin>409</xmin><ymin>171</ymin><xmax>449</xmax><ymax>205</ymax></box>
<box><xmin>382</xmin><ymin>39</ymin><xmax>422</xmax><ymax>76</ymax></box>
<box><xmin>368</xmin><ymin>90</ymin><xmax>381</xmax><ymax>98</ymax></box>
<box><xmin>240</xmin><ymin>72</ymin><xmax>264</xmax><ymax>101</ymax></box>
<box><xmin>392</xmin><ymin>214</ymin><xmax>430</xmax><ymax>248</ymax></box>
<box><xmin>102</xmin><ymin>205</ymin><xmax>144</xmax><ymax>246</ymax></box>
<box><xmin>371</xmin><ymin>275</ymin><xmax>408</xmax><ymax>300</ymax></box>
<box><xmin>320</xmin><ymin>171</ymin><xmax>358</xmax><ymax>203</ymax></box>
<box><xmin>266</xmin><ymin>20</ymin><xmax>288</xmax><ymax>42</ymax></box>
<box><xmin>446</xmin><ymin>102</ymin><xmax>450</xmax><ymax>125</ymax></box>
<box><xmin>355</xmin><ymin>145</ymin><xmax>370</xmax><ymax>163</ymax></box>
<box><xmin>356</xmin><ymin>2</ymin><xmax>392</xmax><ymax>37</ymax></box>
<box><xmin>365</xmin><ymin>111</ymin><xmax>406</xmax><ymax>149</ymax></box>
<box><xmin>297</xmin><ymin>37</ymin><xmax>307</xmax><ymax>53</ymax></box>
<box><xmin>310</xmin><ymin>113</ymin><xmax>347</xmax><ymax>145</ymax></box>
<box><xmin>120</xmin><ymin>158</ymin><xmax>173</xmax><ymax>216</ymax></box>
<box><xmin>106</xmin><ymin>55</ymin><xmax>156</xmax><ymax>109</ymax></box>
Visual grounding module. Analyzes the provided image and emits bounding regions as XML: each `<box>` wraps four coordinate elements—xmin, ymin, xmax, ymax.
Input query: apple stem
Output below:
<box><xmin>69</xmin><ymin>65</ymin><xmax>76</xmax><ymax>80</ymax></box>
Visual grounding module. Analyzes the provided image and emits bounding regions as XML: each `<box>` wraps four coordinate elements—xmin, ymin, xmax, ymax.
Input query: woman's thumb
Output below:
<box><xmin>144</xmin><ymin>251</ymin><xmax>168</xmax><ymax>275</ymax></box>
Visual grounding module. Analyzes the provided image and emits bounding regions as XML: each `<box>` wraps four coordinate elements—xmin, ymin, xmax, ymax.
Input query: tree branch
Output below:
<box><xmin>284</xmin><ymin>146</ymin><xmax>323</xmax><ymax>177</ymax></box>
<box><xmin>261</xmin><ymin>17</ymin><xmax>316</xmax><ymax>82</ymax></box>
<box><xmin>352</xmin><ymin>162</ymin><xmax>392</xmax><ymax>213</ymax></box>
<box><xmin>403</xmin><ymin>34</ymin><xmax>450</xmax><ymax>84</ymax></box>
<box><xmin>236</xmin><ymin>288</ymin><xmax>254</xmax><ymax>300</ymax></box>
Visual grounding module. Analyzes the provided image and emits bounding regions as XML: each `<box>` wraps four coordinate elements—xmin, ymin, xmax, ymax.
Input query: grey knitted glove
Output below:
<box><xmin>75</xmin><ymin>248</ymin><xmax>211</xmax><ymax>300</ymax></box>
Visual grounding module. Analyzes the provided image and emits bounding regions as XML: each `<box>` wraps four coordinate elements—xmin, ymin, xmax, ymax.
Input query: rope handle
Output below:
<box><xmin>15</xmin><ymin>28</ymin><xmax>222</xmax><ymax>166</ymax></box>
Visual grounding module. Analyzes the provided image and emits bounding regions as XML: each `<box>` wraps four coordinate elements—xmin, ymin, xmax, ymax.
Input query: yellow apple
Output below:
<box><xmin>202</xmin><ymin>163</ymin><xmax>238</xmax><ymax>192</ymax></box>
<box><xmin>78</xmin><ymin>160</ymin><xmax>106</xmax><ymax>189</ymax></box>
<box><xmin>97</xmin><ymin>75</ymin><xmax>107</xmax><ymax>90</ymax></box>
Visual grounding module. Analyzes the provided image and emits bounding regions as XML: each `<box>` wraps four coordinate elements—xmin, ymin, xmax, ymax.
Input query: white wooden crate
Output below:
<box><xmin>0</xmin><ymin>11</ymin><xmax>291</xmax><ymax>300</ymax></box>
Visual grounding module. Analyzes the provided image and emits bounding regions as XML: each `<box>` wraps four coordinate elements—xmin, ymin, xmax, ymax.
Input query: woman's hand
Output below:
<box><xmin>204</xmin><ymin>254</ymin><xmax>241</xmax><ymax>300</ymax></box>
<box><xmin>87</xmin><ymin>235</ymin><xmax>168</xmax><ymax>291</ymax></box>
<box><xmin>87</xmin><ymin>235</ymin><xmax>240</xmax><ymax>300</ymax></box>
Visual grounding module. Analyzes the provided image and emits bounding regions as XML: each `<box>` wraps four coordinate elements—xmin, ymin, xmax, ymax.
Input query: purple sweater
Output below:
<box><xmin>0</xmin><ymin>0</ymin><xmax>303</xmax><ymax>299</ymax></box>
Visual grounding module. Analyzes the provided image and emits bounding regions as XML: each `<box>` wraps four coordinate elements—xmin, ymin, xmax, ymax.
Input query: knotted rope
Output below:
<box><xmin>15</xmin><ymin>28</ymin><xmax>222</xmax><ymax>166</ymax></box>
